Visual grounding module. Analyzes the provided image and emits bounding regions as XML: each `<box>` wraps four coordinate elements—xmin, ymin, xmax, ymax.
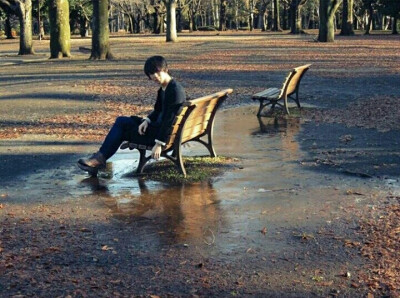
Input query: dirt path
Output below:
<box><xmin>0</xmin><ymin>32</ymin><xmax>399</xmax><ymax>296</ymax></box>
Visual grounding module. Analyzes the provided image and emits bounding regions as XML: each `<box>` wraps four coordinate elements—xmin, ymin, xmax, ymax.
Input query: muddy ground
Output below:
<box><xmin>0</xmin><ymin>31</ymin><xmax>399</xmax><ymax>297</ymax></box>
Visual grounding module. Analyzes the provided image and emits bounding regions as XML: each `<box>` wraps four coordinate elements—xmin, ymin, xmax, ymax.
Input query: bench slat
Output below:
<box><xmin>170</xmin><ymin>113</ymin><xmax>211</xmax><ymax>135</ymax></box>
<box><xmin>181</xmin><ymin>123</ymin><xmax>208</xmax><ymax>143</ymax></box>
<box><xmin>166</xmin><ymin>121</ymin><xmax>208</xmax><ymax>145</ymax></box>
<box><xmin>184</xmin><ymin>89</ymin><xmax>232</xmax><ymax>107</ymax></box>
<box><xmin>252</xmin><ymin>88</ymin><xmax>280</xmax><ymax>99</ymax></box>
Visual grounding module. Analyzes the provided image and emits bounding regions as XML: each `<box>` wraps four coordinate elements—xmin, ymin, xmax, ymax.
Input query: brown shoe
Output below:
<box><xmin>77</xmin><ymin>152</ymin><xmax>106</xmax><ymax>175</ymax></box>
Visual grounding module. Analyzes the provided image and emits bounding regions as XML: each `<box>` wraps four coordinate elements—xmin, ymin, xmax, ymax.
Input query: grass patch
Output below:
<box><xmin>142</xmin><ymin>156</ymin><xmax>239</xmax><ymax>184</ymax></box>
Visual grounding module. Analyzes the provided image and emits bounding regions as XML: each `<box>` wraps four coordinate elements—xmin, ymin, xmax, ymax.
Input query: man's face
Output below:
<box><xmin>149</xmin><ymin>71</ymin><xmax>167</xmax><ymax>85</ymax></box>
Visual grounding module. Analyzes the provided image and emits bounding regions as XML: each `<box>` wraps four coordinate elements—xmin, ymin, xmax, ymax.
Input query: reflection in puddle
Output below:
<box><xmin>81</xmin><ymin>164</ymin><xmax>222</xmax><ymax>244</ymax></box>
<box><xmin>256</xmin><ymin>116</ymin><xmax>301</xmax><ymax>136</ymax></box>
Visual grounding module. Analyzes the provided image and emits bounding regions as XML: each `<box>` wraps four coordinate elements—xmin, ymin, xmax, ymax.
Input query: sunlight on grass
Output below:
<box><xmin>142</xmin><ymin>156</ymin><xmax>239</xmax><ymax>184</ymax></box>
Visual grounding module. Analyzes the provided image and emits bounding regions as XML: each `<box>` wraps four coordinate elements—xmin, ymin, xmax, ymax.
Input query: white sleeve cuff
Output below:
<box><xmin>144</xmin><ymin>117</ymin><xmax>151</xmax><ymax>124</ymax></box>
<box><xmin>155</xmin><ymin>139</ymin><xmax>166</xmax><ymax>146</ymax></box>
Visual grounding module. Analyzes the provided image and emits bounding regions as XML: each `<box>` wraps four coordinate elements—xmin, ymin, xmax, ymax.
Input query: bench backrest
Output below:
<box><xmin>164</xmin><ymin>89</ymin><xmax>233</xmax><ymax>150</ymax></box>
<box><xmin>279</xmin><ymin>64</ymin><xmax>311</xmax><ymax>98</ymax></box>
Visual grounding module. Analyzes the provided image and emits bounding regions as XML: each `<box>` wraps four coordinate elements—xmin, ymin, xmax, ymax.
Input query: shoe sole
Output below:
<box><xmin>77</xmin><ymin>161</ymin><xmax>99</xmax><ymax>177</ymax></box>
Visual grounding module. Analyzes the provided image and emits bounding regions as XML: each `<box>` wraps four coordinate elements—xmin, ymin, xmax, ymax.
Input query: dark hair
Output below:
<box><xmin>144</xmin><ymin>56</ymin><xmax>168</xmax><ymax>78</ymax></box>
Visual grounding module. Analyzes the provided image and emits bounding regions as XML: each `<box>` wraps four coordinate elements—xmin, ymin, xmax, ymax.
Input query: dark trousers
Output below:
<box><xmin>99</xmin><ymin>116</ymin><xmax>158</xmax><ymax>160</ymax></box>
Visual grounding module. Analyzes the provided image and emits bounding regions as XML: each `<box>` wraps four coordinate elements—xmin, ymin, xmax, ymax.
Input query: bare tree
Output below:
<box><xmin>272</xmin><ymin>0</ymin><xmax>282</xmax><ymax>30</ymax></box>
<box><xmin>219</xmin><ymin>0</ymin><xmax>226</xmax><ymax>30</ymax></box>
<box><xmin>70</xmin><ymin>0</ymin><xmax>92</xmax><ymax>37</ymax></box>
<box><xmin>340</xmin><ymin>0</ymin><xmax>355</xmax><ymax>34</ymax></box>
<box><xmin>258</xmin><ymin>0</ymin><xmax>270</xmax><ymax>31</ymax></box>
<box><xmin>188</xmin><ymin>0</ymin><xmax>202</xmax><ymax>31</ymax></box>
<box><xmin>290</xmin><ymin>0</ymin><xmax>308</xmax><ymax>33</ymax></box>
<box><xmin>318</xmin><ymin>0</ymin><xmax>342</xmax><ymax>41</ymax></box>
<box><xmin>49</xmin><ymin>0</ymin><xmax>71</xmax><ymax>58</ymax></box>
<box><xmin>0</xmin><ymin>0</ymin><xmax>34</xmax><ymax>54</ymax></box>
<box><xmin>162</xmin><ymin>0</ymin><xmax>177</xmax><ymax>41</ymax></box>
<box><xmin>112</xmin><ymin>0</ymin><xmax>148</xmax><ymax>33</ymax></box>
<box><xmin>90</xmin><ymin>0</ymin><xmax>113</xmax><ymax>59</ymax></box>
<box><xmin>4</xmin><ymin>10</ymin><xmax>15</xmax><ymax>39</ymax></box>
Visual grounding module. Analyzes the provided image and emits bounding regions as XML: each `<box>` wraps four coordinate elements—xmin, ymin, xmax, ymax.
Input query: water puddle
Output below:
<box><xmin>4</xmin><ymin>106</ymin><xmax>396</xmax><ymax>253</ymax></box>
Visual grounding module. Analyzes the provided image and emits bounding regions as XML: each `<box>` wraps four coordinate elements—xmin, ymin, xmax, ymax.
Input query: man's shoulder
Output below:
<box><xmin>167</xmin><ymin>79</ymin><xmax>184</xmax><ymax>92</ymax></box>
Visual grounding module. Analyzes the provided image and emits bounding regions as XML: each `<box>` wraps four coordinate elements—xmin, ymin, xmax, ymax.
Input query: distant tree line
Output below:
<box><xmin>0</xmin><ymin>0</ymin><xmax>399</xmax><ymax>58</ymax></box>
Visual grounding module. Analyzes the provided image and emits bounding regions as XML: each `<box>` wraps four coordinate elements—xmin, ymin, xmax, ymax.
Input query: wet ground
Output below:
<box><xmin>2</xmin><ymin>105</ymin><xmax>400</xmax><ymax>296</ymax></box>
<box><xmin>1</xmin><ymin>33</ymin><xmax>400</xmax><ymax>296</ymax></box>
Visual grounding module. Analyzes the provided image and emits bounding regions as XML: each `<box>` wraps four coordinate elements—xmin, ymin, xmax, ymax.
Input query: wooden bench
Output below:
<box><xmin>120</xmin><ymin>89</ymin><xmax>233</xmax><ymax>177</ymax></box>
<box><xmin>252</xmin><ymin>64</ymin><xmax>311</xmax><ymax>116</ymax></box>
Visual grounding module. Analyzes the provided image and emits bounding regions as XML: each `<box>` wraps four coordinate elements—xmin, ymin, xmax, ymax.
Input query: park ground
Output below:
<box><xmin>0</xmin><ymin>30</ymin><xmax>399</xmax><ymax>297</ymax></box>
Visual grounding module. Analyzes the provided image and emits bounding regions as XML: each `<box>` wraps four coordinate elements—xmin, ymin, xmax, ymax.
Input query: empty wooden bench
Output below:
<box><xmin>252</xmin><ymin>64</ymin><xmax>311</xmax><ymax>116</ymax></box>
<box><xmin>121</xmin><ymin>89</ymin><xmax>233</xmax><ymax>177</ymax></box>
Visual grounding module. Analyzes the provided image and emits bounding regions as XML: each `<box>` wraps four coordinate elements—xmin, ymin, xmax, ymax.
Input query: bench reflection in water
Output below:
<box><xmin>82</xmin><ymin>177</ymin><xmax>223</xmax><ymax>244</ymax></box>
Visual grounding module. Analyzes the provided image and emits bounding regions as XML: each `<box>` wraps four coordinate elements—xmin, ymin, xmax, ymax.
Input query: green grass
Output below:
<box><xmin>142</xmin><ymin>156</ymin><xmax>239</xmax><ymax>184</ymax></box>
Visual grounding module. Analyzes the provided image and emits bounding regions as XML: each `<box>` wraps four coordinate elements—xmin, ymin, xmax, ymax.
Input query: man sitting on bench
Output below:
<box><xmin>77</xmin><ymin>55</ymin><xmax>186</xmax><ymax>175</ymax></box>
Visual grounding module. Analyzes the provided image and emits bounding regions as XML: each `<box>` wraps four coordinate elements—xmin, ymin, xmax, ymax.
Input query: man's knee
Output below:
<box><xmin>114</xmin><ymin>116</ymin><xmax>129</xmax><ymax>127</ymax></box>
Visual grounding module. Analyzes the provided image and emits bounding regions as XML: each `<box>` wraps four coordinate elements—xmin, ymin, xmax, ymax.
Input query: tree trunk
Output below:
<box><xmin>5</xmin><ymin>12</ymin><xmax>14</xmax><ymax>39</ymax></box>
<box><xmin>318</xmin><ymin>0</ymin><xmax>341</xmax><ymax>42</ymax></box>
<box><xmin>212</xmin><ymin>0</ymin><xmax>219</xmax><ymax>28</ymax></box>
<box><xmin>234</xmin><ymin>0</ymin><xmax>239</xmax><ymax>30</ymax></box>
<box><xmin>340</xmin><ymin>0</ymin><xmax>354</xmax><ymax>35</ymax></box>
<box><xmin>189</xmin><ymin>10</ymin><xmax>193</xmax><ymax>32</ymax></box>
<box><xmin>295</xmin><ymin>4</ymin><xmax>303</xmax><ymax>32</ymax></box>
<box><xmin>127</xmin><ymin>15</ymin><xmax>134</xmax><ymax>33</ymax></box>
<box><xmin>282</xmin><ymin>0</ymin><xmax>288</xmax><ymax>30</ymax></box>
<box><xmin>16</xmin><ymin>0</ymin><xmax>34</xmax><ymax>55</ymax></box>
<box><xmin>249</xmin><ymin>13</ymin><xmax>254</xmax><ymax>30</ymax></box>
<box><xmin>165</xmin><ymin>0</ymin><xmax>177</xmax><ymax>42</ymax></box>
<box><xmin>79</xmin><ymin>16</ymin><xmax>89</xmax><ymax>37</ymax></box>
<box><xmin>272</xmin><ymin>0</ymin><xmax>282</xmax><ymax>31</ymax></box>
<box><xmin>393</xmin><ymin>16</ymin><xmax>398</xmax><ymax>34</ymax></box>
<box><xmin>49</xmin><ymin>0</ymin><xmax>71</xmax><ymax>58</ymax></box>
<box><xmin>135</xmin><ymin>13</ymin><xmax>142</xmax><ymax>33</ymax></box>
<box><xmin>219</xmin><ymin>0</ymin><xmax>227</xmax><ymax>31</ymax></box>
<box><xmin>90</xmin><ymin>0</ymin><xmax>113</xmax><ymax>60</ymax></box>
<box><xmin>249</xmin><ymin>0</ymin><xmax>254</xmax><ymax>31</ymax></box>
<box><xmin>152</xmin><ymin>6</ymin><xmax>161</xmax><ymax>34</ymax></box>
<box><xmin>260</xmin><ymin>1</ymin><xmax>268</xmax><ymax>31</ymax></box>
<box><xmin>37</xmin><ymin>0</ymin><xmax>44</xmax><ymax>40</ymax></box>
<box><xmin>290</xmin><ymin>0</ymin><xmax>306</xmax><ymax>34</ymax></box>
<box><xmin>177</xmin><ymin>6</ymin><xmax>183</xmax><ymax>32</ymax></box>
<box><xmin>364</xmin><ymin>3</ymin><xmax>373</xmax><ymax>34</ymax></box>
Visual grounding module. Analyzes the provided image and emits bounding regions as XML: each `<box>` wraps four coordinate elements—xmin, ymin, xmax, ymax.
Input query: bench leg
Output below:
<box><xmin>207</xmin><ymin>128</ymin><xmax>217</xmax><ymax>157</ymax></box>
<box><xmin>257</xmin><ymin>100</ymin><xmax>264</xmax><ymax>116</ymax></box>
<box><xmin>136</xmin><ymin>149</ymin><xmax>150</xmax><ymax>174</ymax></box>
<box><xmin>283</xmin><ymin>95</ymin><xmax>290</xmax><ymax>115</ymax></box>
<box><xmin>295</xmin><ymin>91</ymin><xmax>301</xmax><ymax>108</ymax></box>
<box><xmin>191</xmin><ymin>134</ymin><xmax>217</xmax><ymax>158</ymax></box>
<box><xmin>174</xmin><ymin>146</ymin><xmax>187</xmax><ymax>177</ymax></box>
<box><xmin>163</xmin><ymin>149</ymin><xmax>187</xmax><ymax>177</ymax></box>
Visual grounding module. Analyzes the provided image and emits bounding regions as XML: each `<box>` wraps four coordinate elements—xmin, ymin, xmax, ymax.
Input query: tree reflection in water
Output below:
<box><xmin>81</xmin><ymin>176</ymin><xmax>222</xmax><ymax>245</ymax></box>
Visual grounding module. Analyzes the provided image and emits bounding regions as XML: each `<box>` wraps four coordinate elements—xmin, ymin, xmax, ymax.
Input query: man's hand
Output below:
<box><xmin>151</xmin><ymin>144</ymin><xmax>162</xmax><ymax>160</ymax></box>
<box><xmin>138</xmin><ymin>120</ymin><xmax>148</xmax><ymax>135</ymax></box>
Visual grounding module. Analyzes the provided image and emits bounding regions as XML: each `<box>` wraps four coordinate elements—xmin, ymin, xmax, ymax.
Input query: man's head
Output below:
<box><xmin>144</xmin><ymin>56</ymin><xmax>168</xmax><ymax>79</ymax></box>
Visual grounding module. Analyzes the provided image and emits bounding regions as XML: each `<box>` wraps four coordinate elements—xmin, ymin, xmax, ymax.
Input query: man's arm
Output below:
<box><xmin>146</xmin><ymin>88</ymin><xmax>162</xmax><ymax>123</ymax></box>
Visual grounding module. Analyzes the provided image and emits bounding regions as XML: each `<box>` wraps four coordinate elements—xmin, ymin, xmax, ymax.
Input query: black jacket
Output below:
<box><xmin>147</xmin><ymin>79</ymin><xmax>186</xmax><ymax>143</ymax></box>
